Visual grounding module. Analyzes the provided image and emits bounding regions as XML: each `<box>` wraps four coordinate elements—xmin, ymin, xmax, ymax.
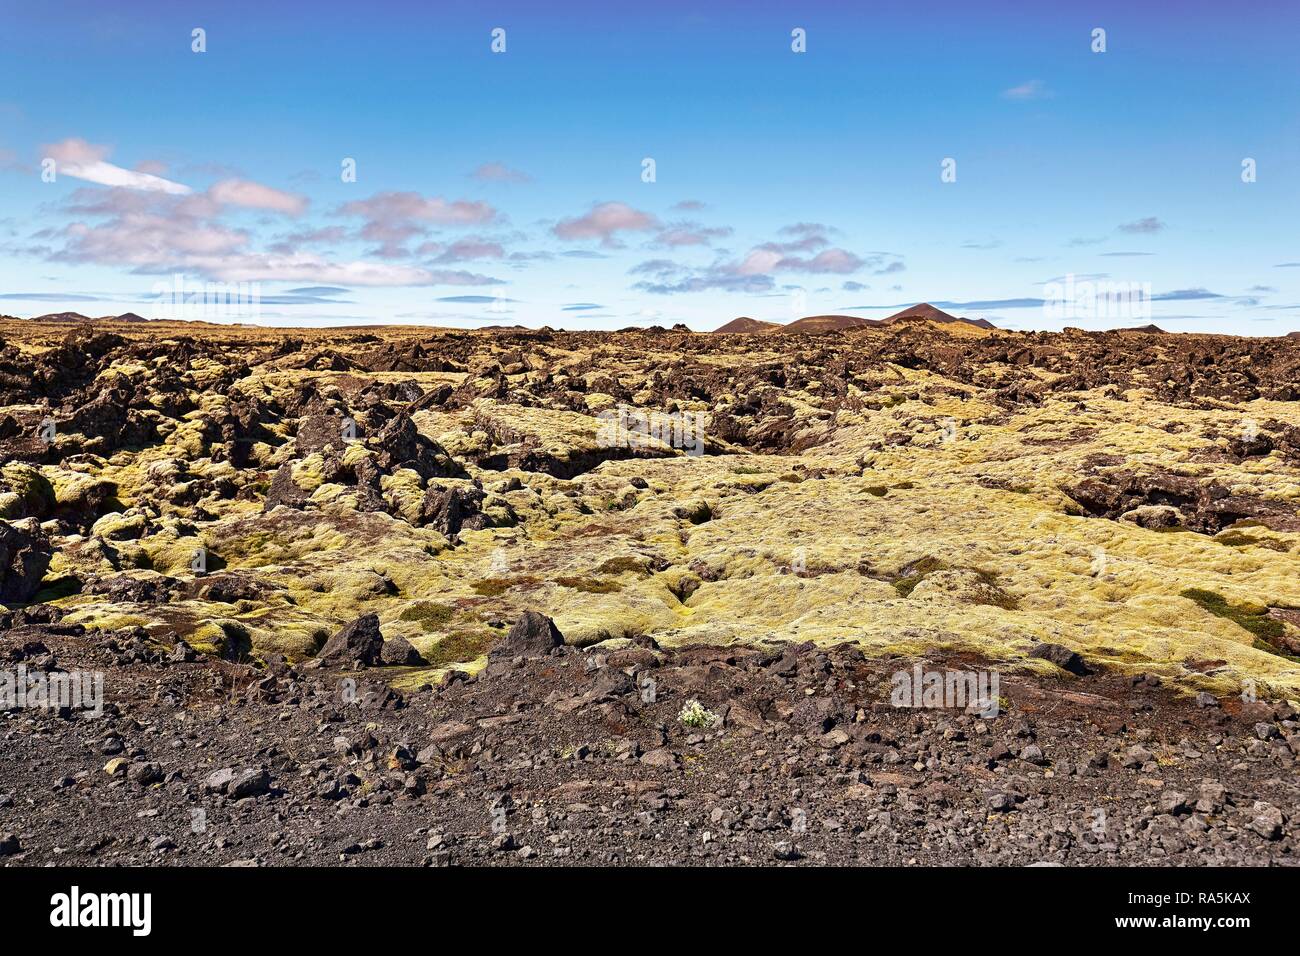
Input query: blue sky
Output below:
<box><xmin>0</xmin><ymin>0</ymin><xmax>1296</xmax><ymax>332</ymax></box>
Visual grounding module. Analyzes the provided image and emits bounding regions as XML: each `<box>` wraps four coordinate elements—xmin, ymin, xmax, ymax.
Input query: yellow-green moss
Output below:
<box><xmin>399</xmin><ymin>601</ymin><xmax>455</xmax><ymax>629</ymax></box>
<box><xmin>1180</xmin><ymin>587</ymin><xmax>1285</xmax><ymax>642</ymax></box>
<box><xmin>555</xmin><ymin>575</ymin><xmax>622</xmax><ymax>594</ymax></box>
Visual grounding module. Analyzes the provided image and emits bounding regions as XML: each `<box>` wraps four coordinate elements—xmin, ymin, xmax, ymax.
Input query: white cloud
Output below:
<box><xmin>46</xmin><ymin>186</ymin><xmax>500</xmax><ymax>287</ymax></box>
<box><xmin>1001</xmin><ymin>79</ymin><xmax>1051</xmax><ymax>101</ymax></box>
<box><xmin>43</xmin><ymin>138</ymin><xmax>191</xmax><ymax>194</ymax></box>
<box><xmin>194</xmin><ymin>253</ymin><xmax>459</xmax><ymax>286</ymax></box>
<box><xmin>338</xmin><ymin>191</ymin><xmax>499</xmax><ymax>257</ymax></box>
<box><xmin>553</xmin><ymin>201</ymin><xmax>658</xmax><ymax>246</ymax></box>
<box><xmin>209</xmin><ymin>179</ymin><xmax>308</xmax><ymax>215</ymax></box>
<box><xmin>1118</xmin><ymin>216</ymin><xmax>1166</xmax><ymax>234</ymax></box>
<box><xmin>471</xmin><ymin>162</ymin><xmax>531</xmax><ymax>184</ymax></box>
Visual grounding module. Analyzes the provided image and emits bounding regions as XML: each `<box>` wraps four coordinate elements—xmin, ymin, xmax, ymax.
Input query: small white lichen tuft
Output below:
<box><xmin>677</xmin><ymin>699</ymin><xmax>718</xmax><ymax>728</ymax></box>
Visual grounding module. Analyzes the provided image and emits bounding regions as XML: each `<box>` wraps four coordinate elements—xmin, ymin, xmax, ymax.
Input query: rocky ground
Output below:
<box><xmin>0</xmin><ymin>604</ymin><xmax>1296</xmax><ymax>866</ymax></box>
<box><xmin>1</xmin><ymin>317</ymin><xmax>1299</xmax><ymax>865</ymax></box>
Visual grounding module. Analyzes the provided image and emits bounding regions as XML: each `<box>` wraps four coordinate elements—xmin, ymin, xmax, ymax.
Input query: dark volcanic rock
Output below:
<box><xmin>294</xmin><ymin>402</ymin><xmax>355</xmax><ymax>455</ymax></box>
<box><xmin>85</xmin><ymin>573</ymin><xmax>179</xmax><ymax>604</ymax></box>
<box><xmin>380</xmin><ymin>635</ymin><xmax>427</xmax><ymax>667</ymax></box>
<box><xmin>1028</xmin><ymin>643</ymin><xmax>1091</xmax><ymax>676</ymax></box>
<box><xmin>318</xmin><ymin>614</ymin><xmax>384</xmax><ymax>667</ymax></box>
<box><xmin>263</xmin><ymin>463</ymin><xmax>310</xmax><ymax>512</ymax></box>
<box><xmin>228</xmin><ymin>767</ymin><xmax>272</xmax><ymax>800</ymax></box>
<box><xmin>66</xmin><ymin>385</ymin><xmax>158</xmax><ymax>451</ymax></box>
<box><xmin>490</xmin><ymin>611</ymin><xmax>565</xmax><ymax>659</ymax></box>
<box><xmin>0</xmin><ymin>521</ymin><xmax>52</xmax><ymax>604</ymax></box>
<box><xmin>419</xmin><ymin>484</ymin><xmax>486</xmax><ymax>537</ymax></box>
<box><xmin>1063</xmin><ymin>470</ymin><xmax>1297</xmax><ymax>535</ymax></box>
<box><xmin>370</xmin><ymin>413</ymin><xmax>463</xmax><ymax>480</ymax></box>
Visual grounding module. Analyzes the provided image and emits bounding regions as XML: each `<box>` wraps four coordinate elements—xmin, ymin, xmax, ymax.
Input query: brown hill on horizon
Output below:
<box><xmin>31</xmin><ymin>311</ymin><xmax>93</xmax><ymax>323</ymax></box>
<box><xmin>714</xmin><ymin>303</ymin><xmax>996</xmax><ymax>333</ymax></box>
<box><xmin>713</xmin><ymin>316</ymin><xmax>783</xmax><ymax>334</ymax></box>
<box><xmin>31</xmin><ymin>311</ymin><xmax>152</xmax><ymax>324</ymax></box>
<box><xmin>882</xmin><ymin>302</ymin><xmax>996</xmax><ymax>330</ymax></box>
<box><xmin>782</xmin><ymin>314</ymin><xmax>877</xmax><ymax>333</ymax></box>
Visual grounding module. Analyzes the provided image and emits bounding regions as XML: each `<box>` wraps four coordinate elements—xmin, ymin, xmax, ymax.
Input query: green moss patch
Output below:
<box><xmin>1252</xmin><ymin>639</ymin><xmax>1300</xmax><ymax>664</ymax></box>
<box><xmin>893</xmin><ymin>556</ymin><xmax>946</xmax><ymax>597</ymax></box>
<box><xmin>1180</xmin><ymin>588</ymin><xmax>1285</xmax><ymax>642</ymax></box>
<box><xmin>596</xmin><ymin>555</ymin><xmax>648</xmax><ymax>575</ymax></box>
<box><xmin>472</xmin><ymin>576</ymin><xmax>538</xmax><ymax>596</ymax></box>
<box><xmin>31</xmin><ymin>576</ymin><xmax>82</xmax><ymax>603</ymax></box>
<box><xmin>426</xmin><ymin>628</ymin><xmax>497</xmax><ymax>666</ymax></box>
<box><xmin>399</xmin><ymin>601</ymin><xmax>455</xmax><ymax>629</ymax></box>
<box><xmin>1215</xmin><ymin>531</ymin><xmax>1289</xmax><ymax>552</ymax></box>
<box><xmin>971</xmin><ymin>567</ymin><xmax>1020</xmax><ymax>611</ymax></box>
<box><xmin>555</xmin><ymin>575</ymin><xmax>622</xmax><ymax>594</ymax></box>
